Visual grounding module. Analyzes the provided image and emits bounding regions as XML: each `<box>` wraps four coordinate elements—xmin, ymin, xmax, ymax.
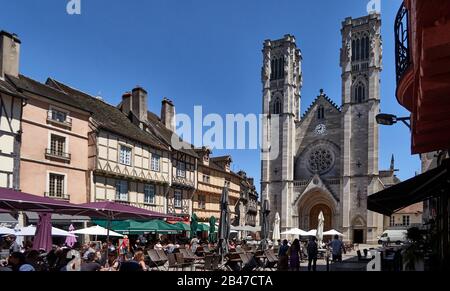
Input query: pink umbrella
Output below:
<box><xmin>32</xmin><ymin>213</ymin><xmax>52</xmax><ymax>252</ymax></box>
<box><xmin>65</xmin><ymin>224</ymin><xmax>77</xmax><ymax>247</ymax></box>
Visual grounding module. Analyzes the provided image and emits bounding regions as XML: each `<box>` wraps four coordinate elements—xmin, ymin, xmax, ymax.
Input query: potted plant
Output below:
<box><xmin>403</xmin><ymin>227</ymin><xmax>425</xmax><ymax>271</ymax></box>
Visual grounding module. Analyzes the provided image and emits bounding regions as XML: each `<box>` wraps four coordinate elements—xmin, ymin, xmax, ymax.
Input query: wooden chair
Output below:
<box><xmin>175</xmin><ymin>253</ymin><xmax>193</xmax><ymax>271</ymax></box>
<box><xmin>156</xmin><ymin>250</ymin><xmax>169</xmax><ymax>269</ymax></box>
<box><xmin>264</xmin><ymin>250</ymin><xmax>278</xmax><ymax>271</ymax></box>
<box><xmin>147</xmin><ymin>250</ymin><xmax>166</xmax><ymax>271</ymax></box>
<box><xmin>167</xmin><ymin>253</ymin><xmax>182</xmax><ymax>271</ymax></box>
<box><xmin>195</xmin><ymin>255</ymin><xmax>214</xmax><ymax>271</ymax></box>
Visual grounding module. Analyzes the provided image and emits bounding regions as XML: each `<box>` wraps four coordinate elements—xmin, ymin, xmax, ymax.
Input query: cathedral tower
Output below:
<box><xmin>261</xmin><ymin>35</ymin><xmax>302</xmax><ymax>232</ymax></box>
<box><xmin>340</xmin><ymin>13</ymin><xmax>383</xmax><ymax>243</ymax></box>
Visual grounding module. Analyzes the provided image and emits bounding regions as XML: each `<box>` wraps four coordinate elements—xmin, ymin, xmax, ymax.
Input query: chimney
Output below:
<box><xmin>132</xmin><ymin>86</ymin><xmax>148</xmax><ymax>122</ymax></box>
<box><xmin>121</xmin><ymin>92</ymin><xmax>132</xmax><ymax>115</ymax></box>
<box><xmin>0</xmin><ymin>31</ymin><xmax>21</xmax><ymax>79</ymax></box>
<box><xmin>161</xmin><ymin>98</ymin><xmax>176</xmax><ymax>132</ymax></box>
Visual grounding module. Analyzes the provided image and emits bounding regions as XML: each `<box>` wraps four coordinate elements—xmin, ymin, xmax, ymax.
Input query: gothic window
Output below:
<box><xmin>270</xmin><ymin>57</ymin><xmax>285</xmax><ymax>80</ymax></box>
<box><xmin>272</xmin><ymin>98</ymin><xmax>282</xmax><ymax>115</ymax></box>
<box><xmin>352</xmin><ymin>35</ymin><xmax>370</xmax><ymax>62</ymax></box>
<box><xmin>352</xmin><ymin>40</ymin><xmax>355</xmax><ymax>62</ymax></box>
<box><xmin>318</xmin><ymin>106</ymin><xmax>325</xmax><ymax>120</ymax></box>
<box><xmin>364</xmin><ymin>36</ymin><xmax>370</xmax><ymax>59</ymax></box>
<box><xmin>354</xmin><ymin>82</ymin><xmax>366</xmax><ymax>103</ymax></box>
<box><xmin>355</xmin><ymin>38</ymin><xmax>360</xmax><ymax>61</ymax></box>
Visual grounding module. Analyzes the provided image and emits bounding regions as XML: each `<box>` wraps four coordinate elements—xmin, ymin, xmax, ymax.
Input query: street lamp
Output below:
<box><xmin>376</xmin><ymin>113</ymin><xmax>411</xmax><ymax>130</ymax></box>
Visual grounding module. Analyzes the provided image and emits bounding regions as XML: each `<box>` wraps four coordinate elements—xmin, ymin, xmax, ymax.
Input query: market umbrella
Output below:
<box><xmin>280</xmin><ymin>228</ymin><xmax>309</xmax><ymax>236</ymax></box>
<box><xmin>209</xmin><ymin>216</ymin><xmax>216</xmax><ymax>243</ymax></box>
<box><xmin>217</xmin><ymin>185</ymin><xmax>231</xmax><ymax>260</ymax></box>
<box><xmin>190</xmin><ymin>213</ymin><xmax>198</xmax><ymax>239</ymax></box>
<box><xmin>65</xmin><ymin>224</ymin><xmax>78</xmax><ymax>247</ymax></box>
<box><xmin>72</xmin><ymin>225</ymin><xmax>123</xmax><ymax>237</ymax></box>
<box><xmin>260</xmin><ymin>199</ymin><xmax>271</xmax><ymax>251</ymax></box>
<box><xmin>272</xmin><ymin>212</ymin><xmax>281</xmax><ymax>245</ymax></box>
<box><xmin>306</xmin><ymin>229</ymin><xmax>317</xmax><ymax>236</ymax></box>
<box><xmin>32</xmin><ymin>213</ymin><xmax>52</xmax><ymax>252</ymax></box>
<box><xmin>323</xmin><ymin>229</ymin><xmax>344</xmax><ymax>237</ymax></box>
<box><xmin>0</xmin><ymin>226</ymin><xmax>14</xmax><ymax>235</ymax></box>
<box><xmin>317</xmin><ymin>211</ymin><xmax>325</xmax><ymax>247</ymax></box>
<box><xmin>15</xmin><ymin>225</ymin><xmax>77</xmax><ymax>237</ymax></box>
<box><xmin>74</xmin><ymin>202</ymin><xmax>181</xmax><ymax>259</ymax></box>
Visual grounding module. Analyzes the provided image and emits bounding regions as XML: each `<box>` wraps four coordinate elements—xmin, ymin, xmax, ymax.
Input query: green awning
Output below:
<box><xmin>172</xmin><ymin>222</ymin><xmax>190</xmax><ymax>231</ymax></box>
<box><xmin>94</xmin><ymin>219</ymin><xmax>181</xmax><ymax>234</ymax></box>
<box><xmin>197</xmin><ymin>224</ymin><xmax>209</xmax><ymax>232</ymax></box>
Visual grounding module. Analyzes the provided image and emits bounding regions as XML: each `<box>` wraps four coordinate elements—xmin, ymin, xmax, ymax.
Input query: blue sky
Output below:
<box><xmin>0</xmin><ymin>0</ymin><xmax>420</xmax><ymax>191</ymax></box>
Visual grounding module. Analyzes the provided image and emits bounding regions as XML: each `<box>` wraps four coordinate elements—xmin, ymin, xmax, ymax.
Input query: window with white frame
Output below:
<box><xmin>144</xmin><ymin>184</ymin><xmax>156</xmax><ymax>205</ymax></box>
<box><xmin>115</xmin><ymin>180</ymin><xmax>128</xmax><ymax>201</ymax></box>
<box><xmin>177</xmin><ymin>162</ymin><xmax>186</xmax><ymax>178</ymax></box>
<box><xmin>402</xmin><ymin>215</ymin><xmax>410</xmax><ymax>226</ymax></box>
<box><xmin>151</xmin><ymin>154</ymin><xmax>161</xmax><ymax>172</ymax></box>
<box><xmin>390</xmin><ymin>216</ymin><xmax>395</xmax><ymax>227</ymax></box>
<box><xmin>174</xmin><ymin>191</ymin><xmax>182</xmax><ymax>208</ymax></box>
<box><xmin>50</xmin><ymin>109</ymin><xmax>68</xmax><ymax>123</ymax></box>
<box><xmin>48</xmin><ymin>173</ymin><xmax>65</xmax><ymax>198</ymax></box>
<box><xmin>203</xmin><ymin>173</ymin><xmax>210</xmax><ymax>184</ymax></box>
<box><xmin>50</xmin><ymin>134</ymin><xmax>66</xmax><ymax>156</ymax></box>
<box><xmin>119</xmin><ymin>145</ymin><xmax>132</xmax><ymax>166</ymax></box>
<box><xmin>198</xmin><ymin>194</ymin><xmax>206</xmax><ymax>210</ymax></box>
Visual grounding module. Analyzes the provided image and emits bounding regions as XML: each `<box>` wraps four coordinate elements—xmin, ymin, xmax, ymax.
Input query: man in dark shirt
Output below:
<box><xmin>5</xmin><ymin>235</ymin><xmax>20</xmax><ymax>254</ymax></box>
<box><xmin>307</xmin><ymin>237</ymin><xmax>318</xmax><ymax>271</ymax></box>
<box><xmin>80</xmin><ymin>253</ymin><xmax>101</xmax><ymax>272</ymax></box>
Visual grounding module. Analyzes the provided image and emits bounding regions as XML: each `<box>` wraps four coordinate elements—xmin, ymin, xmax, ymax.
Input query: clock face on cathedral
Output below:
<box><xmin>315</xmin><ymin>124</ymin><xmax>327</xmax><ymax>135</ymax></box>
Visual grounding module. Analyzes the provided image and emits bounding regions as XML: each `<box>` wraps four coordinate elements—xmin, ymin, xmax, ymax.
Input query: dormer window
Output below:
<box><xmin>47</xmin><ymin>107</ymin><xmax>72</xmax><ymax>128</ymax></box>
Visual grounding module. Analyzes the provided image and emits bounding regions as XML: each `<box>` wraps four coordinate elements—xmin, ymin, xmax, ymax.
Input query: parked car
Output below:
<box><xmin>377</xmin><ymin>230</ymin><xmax>408</xmax><ymax>245</ymax></box>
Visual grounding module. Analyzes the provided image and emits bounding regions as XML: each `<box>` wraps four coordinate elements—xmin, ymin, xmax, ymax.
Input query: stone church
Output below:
<box><xmin>261</xmin><ymin>13</ymin><xmax>399</xmax><ymax>243</ymax></box>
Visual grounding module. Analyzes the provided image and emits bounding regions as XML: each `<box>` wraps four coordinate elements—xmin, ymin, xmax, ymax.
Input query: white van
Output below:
<box><xmin>377</xmin><ymin>230</ymin><xmax>408</xmax><ymax>245</ymax></box>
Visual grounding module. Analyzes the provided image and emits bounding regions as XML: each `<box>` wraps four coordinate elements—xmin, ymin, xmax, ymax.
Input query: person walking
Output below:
<box><xmin>307</xmin><ymin>237</ymin><xmax>318</xmax><ymax>271</ymax></box>
<box><xmin>277</xmin><ymin>239</ymin><xmax>289</xmax><ymax>271</ymax></box>
<box><xmin>328</xmin><ymin>235</ymin><xmax>345</xmax><ymax>262</ymax></box>
<box><xmin>287</xmin><ymin>239</ymin><xmax>301</xmax><ymax>271</ymax></box>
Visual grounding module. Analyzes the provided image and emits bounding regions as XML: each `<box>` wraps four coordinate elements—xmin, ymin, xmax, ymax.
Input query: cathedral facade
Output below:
<box><xmin>261</xmin><ymin>13</ymin><xmax>397</xmax><ymax>243</ymax></box>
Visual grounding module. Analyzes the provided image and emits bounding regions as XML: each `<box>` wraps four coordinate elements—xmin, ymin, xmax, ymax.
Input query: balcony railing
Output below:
<box><xmin>45</xmin><ymin>192</ymin><xmax>70</xmax><ymax>201</ymax></box>
<box><xmin>395</xmin><ymin>3</ymin><xmax>411</xmax><ymax>84</ymax></box>
<box><xmin>45</xmin><ymin>149</ymin><xmax>71</xmax><ymax>161</ymax></box>
<box><xmin>172</xmin><ymin>176</ymin><xmax>195</xmax><ymax>188</ymax></box>
<box><xmin>47</xmin><ymin>111</ymin><xmax>73</xmax><ymax>128</ymax></box>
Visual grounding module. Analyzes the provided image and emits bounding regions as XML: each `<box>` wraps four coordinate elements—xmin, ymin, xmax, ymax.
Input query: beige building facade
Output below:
<box><xmin>0</xmin><ymin>31</ymin><xmax>25</xmax><ymax>190</ymax></box>
<box><xmin>194</xmin><ymin>148</ymin><xmax>242</xmax><ymax>222</ymax></box>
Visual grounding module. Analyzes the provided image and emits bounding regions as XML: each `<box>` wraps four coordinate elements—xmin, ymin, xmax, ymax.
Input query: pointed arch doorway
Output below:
<box><xmin>309</xmin><ymin>204</ymin><xmax>332</xmax><ymax>231</ymax></box>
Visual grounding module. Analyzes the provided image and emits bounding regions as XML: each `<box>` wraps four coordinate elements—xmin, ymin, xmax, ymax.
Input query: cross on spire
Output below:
<box><xmin>357</xmin><ymin>112</ymin><xmax>363</xmax><ymax>118</ymax></box>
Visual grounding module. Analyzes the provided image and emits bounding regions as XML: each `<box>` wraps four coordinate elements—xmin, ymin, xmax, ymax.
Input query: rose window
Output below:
<box><xmin>307</xmin><ymin>147</ymin><xmax>334</xmax><ymax>174</ymax></box>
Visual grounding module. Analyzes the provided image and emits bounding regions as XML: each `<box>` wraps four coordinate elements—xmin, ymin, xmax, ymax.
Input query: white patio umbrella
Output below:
<box><xmin>306</xmin><ymin>229</ymin><xmax>317</xmax><ymax>236</ymax></box>
<box><xmin>72</xmin><ymin>225</ymin><xmax>123</xmax><ymax>237</ymax></box>
<box><xmin>323</xmin><ymin>229</ymin><xmax>344</xmax><ymax>237</ymax></box>
<box><xmin>15</xmin><ymin>225</ymin><xmax>77</xmax><ymax>237</ymax></box>
<box><xmin>272</xmin><ymin>212</ymin><xmax>281</xmax><ymax>245</ymax></box>
<box><xmin>0</xmin><ymin>226</ymin><xmax>14</xmax><ymax>235</ymax></box>
<box><xmin>281</xmin><ymin>228</ymin><xmax>309</xmax><ymax>236</ymax></box>
<box><xmin>317</xmin><ymin>211</ymin><xmax>325</xmax><ymax>247</ymax></box>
